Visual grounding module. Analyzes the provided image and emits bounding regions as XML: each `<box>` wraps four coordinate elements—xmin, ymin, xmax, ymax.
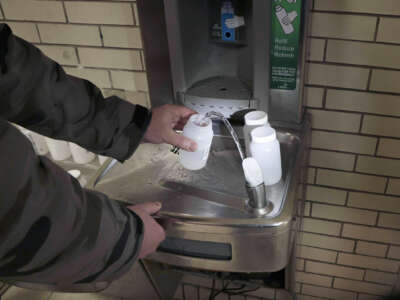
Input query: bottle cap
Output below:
<box><xmin>251</xmin><ymin>126</ymin><xmax>276</xmax><ymax>143</ymax></box>
<box><xmin>186</xmin><ymin>114</ymin><xmax>212</xmax><ymax>131</ymax></box>
<box><xmin>244</xmin><ymin>111</ymin><xmax>268</xmax><ymax>126</ymax></box>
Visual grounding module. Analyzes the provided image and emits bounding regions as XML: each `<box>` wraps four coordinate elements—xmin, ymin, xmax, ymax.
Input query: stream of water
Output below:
<box><xmin>205</xmin><ymin>111</ymin><xmax>245</xmax><ymax>161</ymax></box>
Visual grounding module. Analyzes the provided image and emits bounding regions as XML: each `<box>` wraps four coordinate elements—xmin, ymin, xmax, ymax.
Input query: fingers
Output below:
<box><xmin>133</xmin><ymin>202</ymin><xmax>162</xmax><ymax>215</ymax></box>
<box><xmin>170</xmin><ymin>105</ymin><xmax>197</xmax><ymax>119</ymax></box>
<box><xmin>166</xmin><ymin>131</ymin><xmax>197</xmax><ymax>152</ymax></box>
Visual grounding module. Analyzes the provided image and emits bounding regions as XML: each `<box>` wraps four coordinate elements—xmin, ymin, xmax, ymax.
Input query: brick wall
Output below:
<box><xmin>0</xmin><ymin>0</ymin><xmax>150</xmax><ymax>108</ymax></box>
<box><xmin>1</xmin><ymin>0</ymin><xmax>400</xmax><ymax>300</ymax></box>
<box><xmin>300</xmin><ymin>0</ymin><xmax>400</xmax><ymax>299</ymax></box>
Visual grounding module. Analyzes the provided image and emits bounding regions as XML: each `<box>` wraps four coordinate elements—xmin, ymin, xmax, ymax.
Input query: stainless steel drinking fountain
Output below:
<box><xmin>89</xmin><ymin>0</ymin><xmax>311</xmax><ymax>296</ymax></box>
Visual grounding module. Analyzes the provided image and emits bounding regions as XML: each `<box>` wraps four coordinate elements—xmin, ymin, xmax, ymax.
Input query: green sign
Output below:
<box><xmin>270</xmin><ymin>0</ymin><xmax>302</xmax><ymax>90</ymax></box>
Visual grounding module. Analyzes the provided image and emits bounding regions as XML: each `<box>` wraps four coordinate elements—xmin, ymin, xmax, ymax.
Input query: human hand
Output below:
<box><xmin>143</xmin><ymin>104</ymin><xmax>198</xmax><ymax>152</ymax></box>
<box><xmin>128</xmin><ymin>202</ymin><xmax>166</xmax><ymax>259</ymax></box>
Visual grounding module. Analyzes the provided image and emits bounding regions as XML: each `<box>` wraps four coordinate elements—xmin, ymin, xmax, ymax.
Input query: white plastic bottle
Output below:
<box><xmin>179</xmin><ymin>114</ymin><xmax>214</xmax><ymax>171</ymax></box>
<box><xmin>19</xmin><ymin>128</ymin><xmax>49</xmax><ymax>155</ymax></box>
<box><xmin>243</xmin><ymin>111</ymin><xmax>269</xmax><ymax>157</ymax></box>
<box><xmin>45</xmin><ymin>137</ymin><xmax>71</xmax><ymax>161</ymax></box>
<box><xmin>69</xmin><ymin>143</ymin><xmax>95</xmax><ymax>164</ymax></box>
<box><xmin>250</xmin><ymin>126</ymin><xmax>282</xmax><ymax>185</ymax></box>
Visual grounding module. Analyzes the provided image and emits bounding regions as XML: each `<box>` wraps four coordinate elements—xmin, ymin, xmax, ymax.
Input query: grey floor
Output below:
<box><xmin>2</xmin><ymin>287</ymin><xmax>121</xmax><ymax>300</ymax></box>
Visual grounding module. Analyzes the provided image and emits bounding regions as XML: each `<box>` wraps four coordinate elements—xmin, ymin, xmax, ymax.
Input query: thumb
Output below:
<box><xmin>136</xmin><ymin>202</ymin><xmax>162</xmax><ymax>215</ymax></box>
<box><xmin>166</xmin><ymin>131</ymin><xmax>197</xmax><ymax>152</ymax></box>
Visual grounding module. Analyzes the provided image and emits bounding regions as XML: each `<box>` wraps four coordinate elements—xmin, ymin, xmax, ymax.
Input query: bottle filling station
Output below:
<box><xmin>91</xmin><ymin>0</ymin><xmax>311</xmax><ymax>297</ymax></box>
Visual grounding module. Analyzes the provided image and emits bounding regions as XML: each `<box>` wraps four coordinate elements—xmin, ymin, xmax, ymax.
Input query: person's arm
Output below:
<box><xmin>0</xmin><ymin>24</ymin><xmax>165</xmax><ymax>286</ymax></box>
<box><xmin>0</xmin><ymin>119</ymin><xmax>147</xmax><ymax>285</ymax></box>
<box><xmin>0</xmin><ymin>24</ymin><xmax>151</xmax><ymax>162</ymax></box>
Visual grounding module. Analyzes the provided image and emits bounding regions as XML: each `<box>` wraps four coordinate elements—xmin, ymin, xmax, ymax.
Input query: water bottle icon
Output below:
<box><xmin>275</xmin><ymin>5</ymin><xmax>298</xmax><ymax>35</ymax></box>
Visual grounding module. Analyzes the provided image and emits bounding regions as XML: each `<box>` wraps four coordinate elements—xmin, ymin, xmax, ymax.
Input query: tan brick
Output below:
<box><xmin>306</xmin><ymin>63</ymin><xmax>369</xmax><ymax>89</ymax></box>
<box><xmin>370</xmin><ymin>69</ymin><xmax>400</xmax><ymax>94</ymax></box>
<box><xmin>315</xmin><ymin>0</ymin><xmax>400</xmax><ymax>15</ymax></box>
<box><xmin>65</xmin><ymin>2</ymin><xmax>133</xmax><ymax>25</ymax></box>
<box><xmin>102</xmin><ymin>26</ymin><xmax>142</xmax><ymax>49</ymax></box>
<box><xmin>357</xmin><ymin>156</ymin><xmax>400</xmax><ymax>177</ymax></box>
<box><xmin>297</xmin><ymin>245</ymin><xmax>337</xmax><ymax>263</ymax></box>
<box><xmin>302</xmin><ymin>284</ymin><xmax>356</xmax><ymax>300</ymax></box>
<box><xmin>306</xmin><ymin>261</ymin><xmax>364</xmax><ymax>280</ymax></box>
<box><xmin>379</xmin><ymin>212</ymin><xmax>400</xmax><ymax>229</ymax></box>
<box><xmin>316</xmin><ymin>169</ymin><xmax>386</xmax><ymax>193</ymax></box>
<box><xmin>327</xmin><ymin>40</ymin><xmax>400</xmax><ymax>69</ymax></box>
<box><xmin>310</xmin><ymin>150</ymin><xmax>355</xmax><ymax>171</ymax></box>
<box><xmin>111</xmin><ymin>71</ymin><xmax>148</xmax><ymax>91</ymax></box>
<box><xmin>5</xmin><ymin>22</ymin><xmax>39</xmax><ymax>43</ymax></box>
<box><xmin>308</xmin><ymin>38</ymin><xmax>325</xmax><ymax>61</ymax></box>
<box><xmin>312</xmin><ymin>203</ymin><xmax>377</xmax><ymax>225</ymax></box>
<box><xmin>308</xmin><ymin>109</ymin><xmax>361</xmax><ymax>133</ymax></box>
<box><xmin>296</xmin><ymin>272</ymin><xmax>332</xmax><ymax>287</ymax></box>
<box><xmin>125</xmin><ymin>91</ymin><xmax>150</xmax><ymax>108</ymax></box>
<box><xmin>37</xmin><ymin>45</ymin><xmax>78</xmax><ymax>66</ymax></box>
<box><xmin>358</xmin><ymin>294</ymin><xmax>382</xmax><ymax>300</ymax></box>
<box><xmin>326</xmin><ymin>89</ymin><xmax>400</xmax><ymax>117</ymax></box>
<box><xmin>343</xmin><ymin>224</ymin><xmax>400</xmax><ymax>246</ymax></box>
<box><xmin>377</xmin><ymin>17</ymin><xmax>400</xmax><ymax>44</ymax></box>
<box><xmin>362</xmin><ymin>115</ymin><xmax>400</xmax><ymax>138</ymax></box>
<box><xmin>306</xmin><ymin>185</ymin><xmax>347</xmax><ymax>206</ymax></box>
<box><xmin>305</xmin><ymin>87</ymin><xmax>324</xmax><ymax>108</ymax></box>
<box><xmin>356</xmin><ymin>241</ymin><xmax>388</xmax><ymax>258</ymax></box>
<box><xmin>246</xmin><ymin>287</ymin><xmax>275</xmax><ymax>299</ymax></box>
<box><xmin>38</xmin><ymin>24</ymin><xmax>101</xmax><ymax>46</ymax></box>
<box><xmin>102</xmin><ymin>89</ymin><xmax>126</xmax><ymax>100</ymax></box>
<box><xmin>0</xmin><ymin>7</ymin><xmax>3</xmax><ymax>19</ymax></box>
<box><xmin>299</xmin><ymin>232</ymin><xmax>355</xmax><ymax>252</ymax></box>
<box><xmin>338</xmin><ymin>253</ymin><xmax>400</xmax><ymax>272</ymax></box>
<box><xmin>388</xmin><ymin>246</ymin><xmax>400</xmax><ymax>259</ymax></box>
<box><xmin>378</xmin><ymin>139</ymin><xmax>400</xmax><ymax>159</ymax></box>
<box><xmin>334</xmin><ymin>278</ymin><xmax>392</xmax><ymax>296</ymax></box>
<box><xmin>310</xmin><ymin>12</ymin><xmax>376</xmax><ymax>41</ymax></box>
<box><xmin>308</xmin><ymin>168</ymin><xmax>316</xmax><ymax>184</ymax></box>
<box><xmin>365</xmin><ymin>270</ymin><xmax>398</xmax><ymax>285</ymax></box>
<box><xmin>297</xmin><ymin>258</ymin><xmax>305</xmax><ymax>271</ymax></box>
<box><xmin>311</xmin><ymin>131</ymin><xmax>377</xmax><ymax>155</ymax></box>
<box><xmin>302</xmin><ymin>217</ymin><xmax>342</xmax><ymax>236</ymax></box>
<box><xmin>304</xmin><ymin>202</ymin><xmax>311</xmax><ymax>217</ymax></box>
<box><xmin>297</xmin><ymin>295</ymin><xmax>326</xmax><ymax>300</ymax></box>
<box><xmin>79</xmin><ymin>48</ymin><xmax>142</xmax><ymax>70</ymax></box>
<box><xmin>276</xmin><ymin>289</ymin><xmax>293</xmax><ymax>300</ymax></box>
<box><xmin>295</xmin><ymin>283</ymin><xmax>301</xmax><ymax>294</ymax></box>
<box><xmin>133</xmin><ymin>3</ymin><xmax>139</xmax><ymax>25</ymax></box>
<box><xmin>388</xmin><ymin>179</ymin><xmax>400</xmax><ymax>196</ymax></box>
<box><xmin>64</xmin><ymin>67</ymin><xmax>111</xmax><ymax>89</ymax></box>
<box><xmin>1</xmin><ymin>0</ymin><xmax>66</xmax><ymax>22</ymax></box>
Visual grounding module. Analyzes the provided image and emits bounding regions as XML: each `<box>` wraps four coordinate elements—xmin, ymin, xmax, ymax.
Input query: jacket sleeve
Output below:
<box><xmin>0</xmin><ymin>23</ymin><xmax>152</xmax><ymax>162</ymax></box>
<box><xmin>0</xmin><ymin>24</ymin><xmax>147</xmax><ymax>285</ymax></box>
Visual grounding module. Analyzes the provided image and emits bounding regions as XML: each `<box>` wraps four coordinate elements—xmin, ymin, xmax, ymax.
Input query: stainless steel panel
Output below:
<box><xmin>89</xmin><ymin>120</ymin><xmax>310</xmax><ymax>273</ymax></box>
<box><xmin>137</xmin><ymin>0</ymin><xmax>310</xmax><ymax>123</ymax></box>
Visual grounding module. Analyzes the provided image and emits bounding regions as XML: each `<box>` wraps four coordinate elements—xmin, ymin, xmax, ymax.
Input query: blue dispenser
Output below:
<box><xmin>221</xmin><ymin>1</ymin><xmax>235</xmax><ymax>41</ymax></box>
